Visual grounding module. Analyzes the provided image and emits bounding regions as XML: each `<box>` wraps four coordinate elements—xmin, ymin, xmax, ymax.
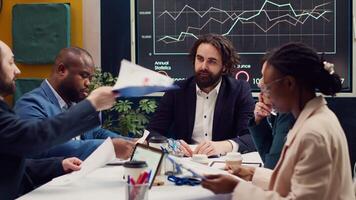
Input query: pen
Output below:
<box><xmin>146</xmin><ymin>170</ymin><xmax>152</xmax><ymax>183</ymax></box>
<box><xmin>137</xmin><ymin>171</ymin><xmax>148</xmax><ymax>185</ymax></box>
<box><xmin>130</xmin><ymin>177</ymin><xmax>136</xmax><ymax>185</ymax></box>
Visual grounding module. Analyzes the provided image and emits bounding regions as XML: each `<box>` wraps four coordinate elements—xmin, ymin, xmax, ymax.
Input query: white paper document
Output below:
<box><xmin>49</xmin><ymin>138</ymin><xmax>116</xmax><ymax>186</ymax></box>
<box><xmin>241</xmin><ymin>152</ymin><xmax>264</xmax><ymax>164</ymax></box>
<box><xmin>209</xmin><ymin>152</ymin><xmax>264</xmax><ymax>169</ymax></box>
<box><xmin>113</xmin><ymin>59</ymin><xmax>179</xmax><ymax>97</ymax></box>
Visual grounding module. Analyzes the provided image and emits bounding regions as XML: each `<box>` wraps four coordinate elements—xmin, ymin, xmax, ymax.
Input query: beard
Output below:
<box><xmin>0</xmin><ymin>76</ymin><xmax>16</xmax><ymax>96</ymax></box>
<box><xmin>195</xmin><ymin>69</ymin><xmax>223</xmax><ymax>89</ymax></box>
<box><xmin>59</xmin><ymin>79</ymin><xmax>84</xmax><ymax>103</ymax></box>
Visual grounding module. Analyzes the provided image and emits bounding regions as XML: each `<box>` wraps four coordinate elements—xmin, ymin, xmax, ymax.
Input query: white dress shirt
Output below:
<box><xmin>192</xmin><ymin>79</ymin><xmax>238</xmax><ymax>152</ymax></box>
<box><xmin>45</xmin><ymin>79</ymin><xmax>70</xmax><ymax>111</ymax></box>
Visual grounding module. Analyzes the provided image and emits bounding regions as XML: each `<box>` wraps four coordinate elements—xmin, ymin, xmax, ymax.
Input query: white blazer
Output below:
<box><xmin>232</xmin><ymin>96</ymin><xmax>355</xmax><ymax>200</ymax></box>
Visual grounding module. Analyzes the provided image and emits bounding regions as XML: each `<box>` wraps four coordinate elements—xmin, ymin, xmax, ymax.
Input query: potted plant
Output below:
<box><xmin>89</xmin><ymin>69</ymin><xmax>157</xmax><ymax>137</ymax></box>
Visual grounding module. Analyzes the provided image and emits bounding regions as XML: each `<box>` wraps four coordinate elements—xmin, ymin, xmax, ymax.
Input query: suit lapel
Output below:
<box><xmin>186</xmin><ymin>79</ymin><xmax>197</xmax><ymax>143</ymax></box>
<box><xmin>41</xmin><ymin>80</ymin><xmax>61</xmax><ymax>109</ymax></box>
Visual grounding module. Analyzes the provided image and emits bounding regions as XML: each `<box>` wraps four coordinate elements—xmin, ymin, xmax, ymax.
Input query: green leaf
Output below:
<box><xmin>89</xmin><ymin>70</ymin><xmax>158</xmax><ymax>137</ymax></box>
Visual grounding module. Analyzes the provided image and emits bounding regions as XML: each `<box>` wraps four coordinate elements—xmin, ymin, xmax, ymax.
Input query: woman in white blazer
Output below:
<box><xmin>202</xmin><ymin>42</ymin><xmax>355</xmax><ymax>200</ymax></box>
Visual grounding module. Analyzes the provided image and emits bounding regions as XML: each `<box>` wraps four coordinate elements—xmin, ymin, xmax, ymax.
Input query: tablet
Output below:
<box><xmin>130</xmin><ymin>143</ymin><xmax>164</xmax><ymax>188</ymax></box>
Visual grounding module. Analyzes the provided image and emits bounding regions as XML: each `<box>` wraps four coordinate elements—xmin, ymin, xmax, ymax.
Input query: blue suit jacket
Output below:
<box><xmin>147</xmin><ymin>75</ymin><xmax>256</xmax><ymax>153</ymax></box>
<box><xmin>0</xmin><ymin>99</ymin><xmax>100</xmax><ymax>200</ymax></box>
<box><xmin>14</xmin><ymin>81</ymin><xmax>120</xmax><ymax>160</ymax></box>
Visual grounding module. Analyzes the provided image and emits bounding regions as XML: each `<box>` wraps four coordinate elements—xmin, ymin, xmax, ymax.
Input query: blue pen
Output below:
<box><xmin>127</xmin><ymin>175</ymin><xmax>130</xmax><ymax>184</ymax></box>
<box><xmin>147</xmin><ymin>170</ymin><xmax>152</xmax><ymax>183</ymax></box>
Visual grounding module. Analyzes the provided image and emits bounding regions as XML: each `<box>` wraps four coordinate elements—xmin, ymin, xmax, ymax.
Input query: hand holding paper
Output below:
<box><xmin>113</xmin><ymin>60</ymin><xmax>179</xmax><ymax>97</ymax></box>
<box><xmin>49</xmin><ymin>138</ymin><xmax>116</xmax><ymax>185</ymax></box>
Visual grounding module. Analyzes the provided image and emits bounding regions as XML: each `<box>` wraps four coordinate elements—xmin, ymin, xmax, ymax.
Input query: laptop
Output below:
<box><xmin>130</xmin><ymin>143</ymin><xmax>164</xmax><ymax>188</ymax></box>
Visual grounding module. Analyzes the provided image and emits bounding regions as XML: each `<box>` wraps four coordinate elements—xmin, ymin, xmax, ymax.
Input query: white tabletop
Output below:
<box><xmin>18</xmin><ymin>152</ymin><xmax>262</xmax><ymax>200</ymax></box>
<box><xmin>18</xmin><ymin>165</ymin><xmax>232</xmax><ymax>200</ymax></box>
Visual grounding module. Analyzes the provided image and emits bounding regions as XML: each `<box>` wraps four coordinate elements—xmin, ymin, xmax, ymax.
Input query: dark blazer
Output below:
<box><xmin>0</xmin><ymin>99</ymin><xmax>100</xmax><ymax>200</ymax></box>
<box><xmin>147</xmin><ymin>75</ymin><xmax>256</xmax><ymax>153</ymax></box>
<box><xmin>14</xmin><ymin>81</ymin><xmax>122</xmax><ymax>160</ymax></box>
<box><xmin>20</xmin><ymin>157</ymin><xmax>65</xmax><ymax>195</ymax></box>
<box><xmin>248</xmin><ymin>113</ymin><xmax>295</xmax><ymax>169</ymax></box>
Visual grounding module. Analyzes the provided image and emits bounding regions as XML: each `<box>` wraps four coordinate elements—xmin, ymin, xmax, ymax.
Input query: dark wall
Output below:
<box><xmin>101</xmin><ymin>0</ymin><xmax>356</xmax><ymax>170</ymax></box>
<box><xmin>101</xmin><ymin>0</ymin><xmax>131</xmax><ymax>75</ymax></box>
<box><xmin>327</xmin><ymin>98</ymin><xmax>356</xmax><ymax>172</ymax></box>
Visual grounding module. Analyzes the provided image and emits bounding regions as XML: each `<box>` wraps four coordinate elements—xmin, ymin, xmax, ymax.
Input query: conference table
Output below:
<box><xmin>18</xmin><ymin>152</ymin><xmax>262</xmax><ymax>200</ymax></box>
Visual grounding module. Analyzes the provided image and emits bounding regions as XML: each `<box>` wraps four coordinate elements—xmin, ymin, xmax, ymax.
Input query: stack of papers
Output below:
<box><xmin>113</xmin><ymin>60</ymin><xmax>179</xmax><ymax>97</ymax></box>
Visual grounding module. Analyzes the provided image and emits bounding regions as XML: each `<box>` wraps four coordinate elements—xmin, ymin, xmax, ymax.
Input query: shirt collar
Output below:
<box><xmin>45</xmin><ymin>79</ymin><xmax>70</xmax><ymax>110</ymax></box>
<box><xmin>196</xmin><ymin>78</ymin><xmax>222</xmax><ymax>96</ymax></box>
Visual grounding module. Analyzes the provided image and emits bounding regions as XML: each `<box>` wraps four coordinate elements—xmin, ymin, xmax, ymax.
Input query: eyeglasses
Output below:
<box><xmin>259</xmin><ymin>77</ymin><xmax>286</xmax><ymax>97</ymax></box>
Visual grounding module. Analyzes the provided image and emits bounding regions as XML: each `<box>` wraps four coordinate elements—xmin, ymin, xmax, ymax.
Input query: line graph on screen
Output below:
<box><xmin>153</xmin><ymin>0</ymin><xmax>335</xmax><ymax>55</ymax></box>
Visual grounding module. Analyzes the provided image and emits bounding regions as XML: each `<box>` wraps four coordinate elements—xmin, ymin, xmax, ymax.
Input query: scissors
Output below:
<box><xmin>167</xmin><ymin>175</ymin><xmax>201</xmax><ymax>186</ymax></box>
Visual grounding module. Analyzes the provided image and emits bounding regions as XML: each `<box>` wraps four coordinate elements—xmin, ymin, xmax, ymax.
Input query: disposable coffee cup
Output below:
<box><xmin>148</xmin><ymin>136</ymin><xmax>168</xmax><ymax>150</ymax></box>
<box><xmin>123</xmin><ymin>161</ymin><xmax>148</xmax><ymax>181</ymax></box>
<box><xmin>225</xmin><ymin>152</ymin><xmax>242</xmax><ymax>170</ymax></box>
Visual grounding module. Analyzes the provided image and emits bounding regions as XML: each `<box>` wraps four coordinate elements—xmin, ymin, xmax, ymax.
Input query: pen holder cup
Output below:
<box><xmin>126</xmin><ymin>183</ymin><xmax>149</xmax><ymax>200</ymax></box>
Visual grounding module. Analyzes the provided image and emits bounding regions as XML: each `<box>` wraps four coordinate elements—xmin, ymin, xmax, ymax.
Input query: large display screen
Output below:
<box><xmin>133</xmin><ymin>0</ymin><xmax>352</xmax><ymax>92</ymax></box>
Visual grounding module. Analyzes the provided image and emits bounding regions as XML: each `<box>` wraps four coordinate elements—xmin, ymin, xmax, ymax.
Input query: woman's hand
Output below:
<box><xmin>254</xmin><ymin>93</ymin><xmax>272</xmax><ymax>124</ymax></box>
<box><xmin>227</xmin><ymin>165</ymin><xmax>256</xmax><ymax>182</ymax></box>
<box><xmin>202</xmin><ymin>174</ymin><xmax>239</xmax><ymax>194</ymax></box>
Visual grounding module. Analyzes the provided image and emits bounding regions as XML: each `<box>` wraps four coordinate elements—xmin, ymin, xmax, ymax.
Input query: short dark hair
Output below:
<box><xmin>54</xmin><ymin>46</ymin><xmax>94</xmax><ymax>68</ymax></box>
<box><xmin>189</xmin><ymin>34</ymin><xmax>240</xmax><ymax>74</ymax></box>
<box><xmin>266</xmin><ymin>42</ymin><xmax>341</xmax><ymax>96</ymax></box>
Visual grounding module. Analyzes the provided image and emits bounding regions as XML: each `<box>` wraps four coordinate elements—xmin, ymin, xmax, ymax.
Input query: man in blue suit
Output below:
<box><xmin>147</xmin><ymin>34</ymin><xmax>255</xmax><ymax>156</ymax></box>
<box><xmin>0</xmin><ymin>40</ymin><xmax>117</xmax><ymax>199</ymax></box>
<box><xmin>14</xmin><ymin>47</ymin><xmax>133</xmax><ymax>160</ymax></box>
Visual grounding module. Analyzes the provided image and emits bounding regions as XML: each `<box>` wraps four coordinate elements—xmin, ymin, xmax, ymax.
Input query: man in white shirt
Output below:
<box><xmin>147</xmin><ymin>34</ymin><xmax>255</xmax><ymax>156</ymax></box>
